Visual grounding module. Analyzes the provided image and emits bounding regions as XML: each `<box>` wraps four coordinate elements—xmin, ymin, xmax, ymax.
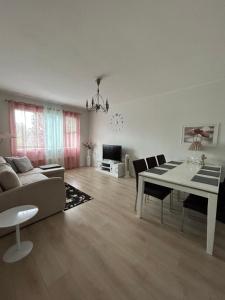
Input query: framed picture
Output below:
<box><xmin>182</xmin><ymin>123</ymin><xmax>219</xmax><ymax>145</ymax></box>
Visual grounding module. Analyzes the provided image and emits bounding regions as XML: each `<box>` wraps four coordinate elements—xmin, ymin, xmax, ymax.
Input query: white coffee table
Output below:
<box><xmin>0</xmin><ymin>205</ymin><xmax>38</xmax><ymax>263</ymax></box>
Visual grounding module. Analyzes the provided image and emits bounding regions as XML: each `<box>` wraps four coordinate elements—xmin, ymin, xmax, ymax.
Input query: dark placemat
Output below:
<box><xmin>168</xmin><ymin>161</ymin><xmax>183</xmax><ymax>165</ymax></box>
<box><xmin>197</xmin><ymin>170</ymin><xmax>220</xmax><ymax>178</ymax></box>
<box><xmin>191</xmin><ymin>175</ymin><xmax>219</xmax><ymax>186</ymax></box>
<box><xmin>202</xmin><ymin>166</ymin><xmax>220</xmax><ymax>172</ymax></box>
<box><xmin>146</xmin><ymin>168</ymin><xmax>168</xmax><ymax>175</ymax></box>
<box><xmin>159</xmin><ymin>164</ymin><xmax>176</xmax><ymax>170</ymax></box>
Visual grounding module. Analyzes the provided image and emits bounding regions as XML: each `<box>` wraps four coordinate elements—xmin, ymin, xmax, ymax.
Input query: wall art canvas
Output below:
<box><xmin>182</xmin><ymin>124</ymin><xmax>219</xmax><ymax>145</ymax></box>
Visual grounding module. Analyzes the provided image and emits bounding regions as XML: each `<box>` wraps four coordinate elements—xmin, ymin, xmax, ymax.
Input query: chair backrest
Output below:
<box><xmin>218</xmin><ymin>179</ymin><xmax>225</xmax><ymax>205</ymax></box>
<box><xmin>146</xmin><ymin>156</ymin><xmax>158</xmax><ymax>169</ymax></box>
<box><xmin>157</xmin><ymin>154</ymin><xmax>166</xmax><ymax>165</ymax></box>
<box><xmin>133</xmin><ymin>159</ymin><xmax>148</xmax><ymax>191</ymax></box>
<box><xmin>216</xmin><ymin>179</ymin><xmax>225</xmax><ymax>223</ymax></box>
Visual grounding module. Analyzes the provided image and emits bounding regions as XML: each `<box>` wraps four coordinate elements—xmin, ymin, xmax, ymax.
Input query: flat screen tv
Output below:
<box><xmin>103</xmin><ymin>144</ymin><xmax>122</xmax><ymax>162</ymax></box>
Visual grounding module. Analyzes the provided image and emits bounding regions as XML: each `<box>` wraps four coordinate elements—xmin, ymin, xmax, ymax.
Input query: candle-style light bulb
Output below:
<box><xmin>106</xmin><ymin>99</ymin><xmax>109</xmax><ymax>112</ymax></box>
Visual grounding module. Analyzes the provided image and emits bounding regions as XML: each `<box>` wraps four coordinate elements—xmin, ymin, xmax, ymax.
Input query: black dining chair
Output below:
<box><xmin>133</xmin><ymin>158</ymin><xmax>172</xmax><ymax>224</ymax></box>
<box><xmin>157</xmin><ymin>154</ymin><xmax>166</xmax><ymax>165</ymax></box>
<box><xmin>181</xmin><ymin>180</ymin><xmax>225</xmax><ymax>231</ymax></box>
<box><xmin>146</xmin><ymin>156</ymin><xmax>158</xmax><ymax>169</ymax></box>
<box><xmin>147</xmin><ymin>155</ymin><xmax>174</xmax><ymax>210</ymax></box>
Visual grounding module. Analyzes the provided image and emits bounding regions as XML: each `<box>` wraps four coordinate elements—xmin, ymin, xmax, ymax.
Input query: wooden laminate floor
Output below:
<box><xmin>1</xmin><ymin>167</ymin><xmax>225</xmax><ymax>300</ymax></box>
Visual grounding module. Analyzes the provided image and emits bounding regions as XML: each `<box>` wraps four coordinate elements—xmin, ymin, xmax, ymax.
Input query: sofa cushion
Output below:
<box><xmin>0</xmin><ymin>164</ymin><xmax>21</xmax><ymax>191</ymax></box>
<box><xmin>17</xmin><ymin>166</ymin><xmax>65</xmax><ymax>180</ymax></box>
<box><xmin>41</xmin><ymin>167</ymin><xmax>65</xmax><ymax>179</ymax></box>
<box><xmin>18</xmin><ymin>168</ymin><xmax>42</xmax><ymax>177</ymax></box>
<box><xmin>19</xmin><ymin>173</ymin><xmax>47</xmax><ymax>185</ymax></box>
<box><xmin>4</xmin><ymin>156</ymin><xmax>19</xmax><ymax>172</ymax></box>
<box><xmin>13</xmin><ymin>156</ymin><xmax>34</xmax><ymax>173</ymax></box>
<box><xmin>0</xmin><ymin>156</ymin><xmax>6</xmax><ymax>164</ymax></box>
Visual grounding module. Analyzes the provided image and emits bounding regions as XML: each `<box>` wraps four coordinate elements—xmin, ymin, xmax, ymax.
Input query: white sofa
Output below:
<box><xmin>0</xmin><ymin>163</ymin><xmax>66</xmax><ymax>237</ymax></box>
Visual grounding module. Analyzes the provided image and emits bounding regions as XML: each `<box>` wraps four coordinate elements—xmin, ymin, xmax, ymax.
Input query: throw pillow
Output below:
<box><xmin>0</xmin><ymin>164</ymin><xmax>21</xmax><ymax>191</ymax></box>
<box><xmin>13</xmin><ymin>156</ymin><xmax>34</xmax><ymax>173</ymax></box>
<box><xmin>4</xmin><ymin>156</ymin><xmax>19</xmax><ymax>172</ymax></box>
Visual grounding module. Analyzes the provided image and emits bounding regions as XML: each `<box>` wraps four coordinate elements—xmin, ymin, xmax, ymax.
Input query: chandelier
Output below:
<box><xmin>86</xmin><ymin>77</ymin><xmax>109</xmax><ymax>112</ymax></box>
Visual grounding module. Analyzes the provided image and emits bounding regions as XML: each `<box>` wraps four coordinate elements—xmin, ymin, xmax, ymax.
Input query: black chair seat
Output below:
<box><xmin>183</xmin><ymin>181</ymin><xmax>225</xmax><ymax>222</ymax></box>
<box><xmin>145</xmin><ymin>182</ymin><xmax>171</xmax><ymax>200</ymax></box>
<box><xmin>184</xmin><ymin>194</ymin><xmax>208</xmax><ymax>214</ymax></box>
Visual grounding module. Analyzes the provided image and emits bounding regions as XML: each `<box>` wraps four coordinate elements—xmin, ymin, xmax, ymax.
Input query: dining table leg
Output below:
<box><xmin>207</xmin><ymin>193</ymin><xmax>218</xmax><ymax>255</ymax></box>
<box><xmin>137</xmin><ymin>176</ymin><xmax>145</xmax><ymax>218</ymax></box>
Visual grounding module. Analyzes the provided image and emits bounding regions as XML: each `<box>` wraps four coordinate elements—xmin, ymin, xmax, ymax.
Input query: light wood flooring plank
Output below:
<box><xmin>0</xmin><ymin>167</ymin><xmax>225</xmax><ymax>299</ymax></box>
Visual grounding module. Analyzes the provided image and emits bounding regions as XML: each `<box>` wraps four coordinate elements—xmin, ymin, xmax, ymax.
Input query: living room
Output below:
<box><xmin>0</xmin><ymin>1</ymin><xmax>225</xmax><ymax>299</ymax></box>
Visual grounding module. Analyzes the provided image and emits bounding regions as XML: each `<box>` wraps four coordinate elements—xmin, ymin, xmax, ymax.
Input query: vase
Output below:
<box><xmin>86</xmin><ymin>149</ymin><xmax>91</xmax><ymax>167</ymax></box>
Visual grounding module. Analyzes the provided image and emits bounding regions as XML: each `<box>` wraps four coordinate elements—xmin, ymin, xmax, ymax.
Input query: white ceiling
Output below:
<box><xmin>0</xmin><ymin>0</ymin><xmax>224</xmax><ymax>108</ymax></box>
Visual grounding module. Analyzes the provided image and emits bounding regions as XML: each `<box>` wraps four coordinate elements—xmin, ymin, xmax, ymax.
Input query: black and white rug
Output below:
<box><xmin>64</xmin><ymin>183</ymin><xmax>93</xmax><ymax>211</ymax></box>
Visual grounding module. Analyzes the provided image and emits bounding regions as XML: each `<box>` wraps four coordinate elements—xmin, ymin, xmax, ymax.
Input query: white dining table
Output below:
<box><xmin>136</xmin><ymin>161</ymin><xmax>221</xmax><ymax>255</ymax></box>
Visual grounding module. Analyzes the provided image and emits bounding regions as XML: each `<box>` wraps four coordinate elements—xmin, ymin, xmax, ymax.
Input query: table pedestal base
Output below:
<box><xmin>3</xmin><ymin>241</ymin><xmax>33</xmax><ymax>263</ymax></box>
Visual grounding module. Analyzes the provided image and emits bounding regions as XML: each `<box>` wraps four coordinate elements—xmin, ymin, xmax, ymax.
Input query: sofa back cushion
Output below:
<box><xmin>4</xmin><ymin>156</ymin><xmax>19</xmax><ymax>172</ymax></box>
<box><xmin>0</xmin><ymin>164</ymin><xmax>21</xmax><ymax>191</ymax></box>
<box><xmin>13</xmin><ymin>156</ymin><xmax>34</xmax><ymax>173</ymax></box>
<box><xmin>0</xmin><ymin>157</ymin><xmax>7</xmax><ymax>191</ymax></box>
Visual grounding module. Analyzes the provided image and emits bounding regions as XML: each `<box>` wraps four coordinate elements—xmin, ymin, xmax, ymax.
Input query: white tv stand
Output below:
<box><xmin>96</xmin><ymin>160</ymin><xmax>125</xmax><ymax>178</ymax></box>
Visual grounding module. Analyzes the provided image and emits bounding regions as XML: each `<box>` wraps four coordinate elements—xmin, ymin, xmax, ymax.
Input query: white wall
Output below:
<box><xmin>89</xmin><ymin>80</ymin><xmax>225</xmax><ymax>175</ymax></box>
<box><xmin>0</xmin><ymin>92</ymin><xmax>89</xmax><ymax>166</ymax></box>
<box><xmin>1</xmin><ymin>79</ymin><xmax>224</xmax><ymax>171</ymax></box>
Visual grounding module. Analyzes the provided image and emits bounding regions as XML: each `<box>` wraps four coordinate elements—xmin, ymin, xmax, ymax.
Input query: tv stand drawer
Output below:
<box><xmin>102</xmin><ymin>162</ymin><xmax>110</xmax><ymax>168</ymax></box>
<box><xmin>101</xmin><ymin>167</ymin><xmax>110</xmax><ymax>172</ymax></box>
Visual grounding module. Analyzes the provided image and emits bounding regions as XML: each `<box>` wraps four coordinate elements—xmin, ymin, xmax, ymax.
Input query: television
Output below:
<box><xmin>103</xmin><ymin>144</ymin><xmax>122</xmax><ymax>162</ymax></box>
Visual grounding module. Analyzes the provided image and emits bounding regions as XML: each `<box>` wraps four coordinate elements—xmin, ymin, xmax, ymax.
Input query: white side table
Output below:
<box><xmin>0</xmin><ymin>205</ymin><xmax>38</xmax><ymax>263</ymax></box>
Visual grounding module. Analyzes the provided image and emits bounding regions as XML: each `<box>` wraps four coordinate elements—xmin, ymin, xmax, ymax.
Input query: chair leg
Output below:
<box><xmin>144</xmin><ymin>194</ymin><xmax>147</xmax><ymax>204</ymax></box>
<box><xmin>177</xmin><ymin>190</ymin><xmax>183</xmax><ymax>202</ymax></box>
<box><xmin>135</xmin><ymin>193</ymin><xmax>147</xmax><ymax>211</ymax></box>
<box><xmin>181</xmin><ymin>206</ymin><xmax>185</xmax><ymax>232</ymax></box>
<box><xmin>134</xmin><ymin>193</ymin><xmax>137</xmax><ymax>211</ymax></box>
<box><xmin>161</xmin><ymin>200</ymin><xmax>164</xmax><ymax>224</ymax></box>
<box><xmin>170</xmin><ymin>192</ymin><xmax>173</xmax><ymax>211</ymax></box>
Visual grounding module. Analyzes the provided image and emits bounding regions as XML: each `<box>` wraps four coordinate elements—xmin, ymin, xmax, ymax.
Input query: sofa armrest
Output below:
<box><xmin>0</xmin><ymin>177</ymin><xmax>66</xmax><ymax>214</ymax></box>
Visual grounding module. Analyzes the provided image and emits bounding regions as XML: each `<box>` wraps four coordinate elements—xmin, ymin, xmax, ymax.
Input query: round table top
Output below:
<box><xmin>0</xmin><ymin>205</ymin><xmax>38</xmax><ymax>228</ymax></box>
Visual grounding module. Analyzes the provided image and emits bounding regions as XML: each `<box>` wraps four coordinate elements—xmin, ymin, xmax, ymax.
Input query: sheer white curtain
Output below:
<box><xmin>44</xmin><ymin>106</ymin><xmax>64</xmax><ymax>165</ymax></box>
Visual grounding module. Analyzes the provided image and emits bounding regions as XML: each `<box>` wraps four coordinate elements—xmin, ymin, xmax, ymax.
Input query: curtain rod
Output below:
<box><xmin>5</xmin><ymin>99</ymin><xmax>82</xmax><ymax>114</ymax></box>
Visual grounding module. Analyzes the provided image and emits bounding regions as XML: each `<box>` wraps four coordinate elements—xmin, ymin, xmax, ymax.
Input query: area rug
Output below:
<box><xmin>64</xmin><ymin>183</ymin><xmax>93</xmax><ymax>211</ymax></box>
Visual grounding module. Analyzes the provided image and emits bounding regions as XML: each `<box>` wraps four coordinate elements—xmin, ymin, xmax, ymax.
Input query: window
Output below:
<box><xmin>9</xmin><ymin>101</ymin><xmax>80</xmax><ymax>169</ymax></box>
<box><xmin>14</xmin><ymin>108</ymin><xmax>44</xmax><ymax>151</ymax></box>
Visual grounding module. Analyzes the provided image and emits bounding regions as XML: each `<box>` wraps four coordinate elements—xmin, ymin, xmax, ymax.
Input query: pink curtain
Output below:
<box><xmin>9</xmin><ymin>101</ymin><xmax>46</xmax><ymax>167</ymax></box>
<box><xmin>63</xmin><ymin>111</ymin><xmax>80</xmax><ymax>169</ymax></box>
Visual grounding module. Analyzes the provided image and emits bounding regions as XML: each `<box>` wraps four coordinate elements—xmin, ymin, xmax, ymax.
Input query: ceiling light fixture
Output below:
<box><xmin>86</xmin><ymin>77</ymin><xmax>109</xmax><ymax>112</ymax></box>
